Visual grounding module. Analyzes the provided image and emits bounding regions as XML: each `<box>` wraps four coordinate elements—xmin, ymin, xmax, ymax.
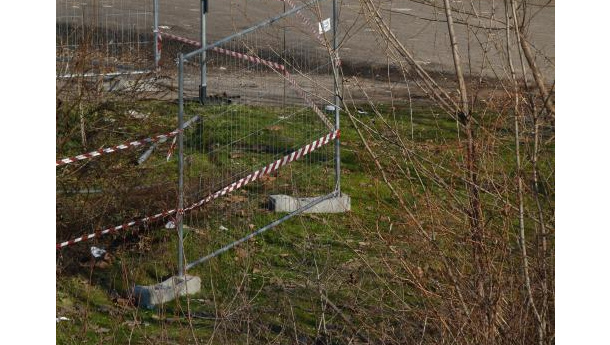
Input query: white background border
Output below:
<box><xmin>0</xmin><ymin>1</ymin><xmax>603</xmax><ymax>343</ymax></box>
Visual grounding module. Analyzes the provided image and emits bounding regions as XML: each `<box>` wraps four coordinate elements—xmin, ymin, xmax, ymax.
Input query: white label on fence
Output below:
<box><xmin>319</xmin><ymin>18</ymin><xmax>331</xmax><ymax>34</ymax></box>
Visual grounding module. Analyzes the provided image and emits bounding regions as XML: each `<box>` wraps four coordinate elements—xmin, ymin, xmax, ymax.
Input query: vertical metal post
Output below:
<box><xmin>282</xmin><ymin>1</ymin><xmax>286</xmax><ymax>108</ymax></box>
<box><xmin>153</xmin><ymin>0</ymin><xmax>160</xmax><ymax>69</ymax></box>
<box><xmin>177</xmin><ymin>53</ymin><xmax>185</xmax><ymax>277</ymax></box>
<box><xmin>333</xmin><ymin>0</ymin><xmax>341</xmax><ymax>194</ymax></box>
<box><xmin>199</xmin><ymin>0</ymin><xmax>208</xmax><ymax>103</ymax></box>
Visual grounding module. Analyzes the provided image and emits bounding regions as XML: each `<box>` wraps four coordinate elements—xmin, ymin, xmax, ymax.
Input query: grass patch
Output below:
<box><xmin>57</xmin><ymin>98</ymin><xmax>554</xmax><ymax>344</ymax></box>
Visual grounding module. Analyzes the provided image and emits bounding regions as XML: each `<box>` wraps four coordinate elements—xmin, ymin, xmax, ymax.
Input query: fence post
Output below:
<box><xmin>177</xmin><ymin>53</ymin><xmax>185</xmax><ymax>277</ymax></box>
<box><xmin>333</xmin><ymin>0</ymin><xmax>341</xmax><ymax>194</ymax></box>
<box><xmin>183</xmin><ymin>0</ymin><xmax>325</xmax><ymax>61</ymax></box>
<box><xmin>199</xmin><ymin>0</ymin><xmax>208</xmax><ymax>103</ymax></box>
<box><xmin>153</xmin><ymin>0</ymin><xmax>160</xmax><ymax>69</ymax></box>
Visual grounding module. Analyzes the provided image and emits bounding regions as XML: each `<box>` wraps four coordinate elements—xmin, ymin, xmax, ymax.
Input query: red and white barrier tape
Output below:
<box><xmin>56</xmin><ymin>116</ymin><xmax>199</xmax><ymax>167</ymax></box>
<box><xmin>213</xmin><ymin>46</ymin><xmax>286</xmax><ymax>72</ymax></box>
<box><xmin>160</xmin><ymin>32</ymin><xmax>286</xmax><ymax>72</ymax></box>
<box><xmin>56</xmin><ymin>209</ymin><xmax>177</xmax><ymax>249</ymax></box>
<box><xmin>159</xmin><ymin>32</ymin><xmax>334</xmax><ymax>130</ymax></box>
<box><xmin>159</xmin><ymin>31</ymin><xmax>200</xmax><ymax>47</ymax></box>
<box><xmin>154</xmin><ymin>29</ymin><xmax>162</xmax><ymax>53</ymax></box>
<box><xmin>283</xmin><ymin>71</ymin><xmax>334</xmax><ymax>129</ymax></box>
<box><xmin>166</xmin><ymin>136</ymin><xmax>177</xmax><ymax>161</ymax></box>
<box><xmin>278</xmin><ymin>0</ymin><xmax>340</xmax><ymax>66</ymax></box>
<box><xmin>281</xmin><ymin>0</ymin><xmax>325</xmax><ymax>45</ymax></box>
<box><xmin>56</xmin><ymin>129</ymin><xmax>339</xmax><ymax>250</ymax></box>
<box><xmin>155</xmin><ymin>30</ymin><xmax>162</xmax><ymax>65</ymax></box>
<box><xmin>183</xmin><ymin>129</ymin><xmax>339</xmax><ymax>213</ymax></box>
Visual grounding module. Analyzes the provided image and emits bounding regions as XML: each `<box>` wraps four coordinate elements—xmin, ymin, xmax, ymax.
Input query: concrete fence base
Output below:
<box><xmin>269</xmin><ymin>194</ymin><xmax>351</xmax><ymax>213</ymax></box>
<box><xmin>134</xmin><ymin>275</ymin><xmax>201</xmax><ymax>309</ymax></box>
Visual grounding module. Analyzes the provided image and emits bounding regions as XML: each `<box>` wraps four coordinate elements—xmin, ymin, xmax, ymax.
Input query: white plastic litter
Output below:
<box><xmin>165</xmin><ymin>220</ymin><xmax>176</xmax><ymax>229</ymax></box>
<box><xmin>90</xmin><ymin>246</ymin><xmax>107</xmax><ymax>258</ymax></box>
<box><xmin>128</xmin><ymin>110</ymin><xmax>148</xmax><ymax>120</ymax></box>
<box><xmin>56</xmin><ymin>316</ymin><xmax>70</xmax><ymax>323</ymax></box>
<box><xmin>318</xmin><ymin>18</ymin><xmax>331</xmax><ymax>34</ymax></box>
<box><xmin>325</xmin><ymin>105</ymin><xmax>336</xmax><ymax>112</ymax></box>
<box><xmin>219</xmin><ymin>225</ymin><xmax>229</xmax><ymax>231</ymax></box>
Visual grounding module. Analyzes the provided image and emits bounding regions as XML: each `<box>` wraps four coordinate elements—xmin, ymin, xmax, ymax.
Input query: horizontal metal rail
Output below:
<box><xmin>56</xmin><ymin>129</ymin><xmax>339</xmax><ymax>249</ymax></box>
<box><xmin>161</xmin><ymin>32</ymin><xmax>334</xmax><ymax>130</ymax></box>
<box><xmin>185</xmin><ymin>191</ymin><xmax>338</xmax><ymax>270</ymax></box>
<box><xmin>183</xmin><ymin>0</ymin><xmax>325</xmax><ymax>61</ymax></box>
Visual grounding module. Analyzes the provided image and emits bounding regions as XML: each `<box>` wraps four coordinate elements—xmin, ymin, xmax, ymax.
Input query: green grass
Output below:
<box><xmin>56</xmin><ymin>99</ymin><xmax>554</xmax><ymax>344</ymax></box>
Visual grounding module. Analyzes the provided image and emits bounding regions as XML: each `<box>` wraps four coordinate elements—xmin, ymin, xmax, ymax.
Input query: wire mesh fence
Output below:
<box><xmin>55</xmin><ymin>1</ymin><xmax>557</xmax><ymax>343</ymax></box>
<box><xmin>56</xmin><ymin>0</ymin><xmax>154</xmax><ymax>76</ymax></box>
<box><xmin>166</xmin><ymin>2</ymin><xmax>341</xmax><ymax>272</ymax></box>
<box><xmin>56</xmin><ymin>3</ymin><xmax>348</xmax><ymax>343</ymax></box>
<box><xmin>56</xmin><ymin>0</ymin><xmax>340</xmax><ymax>269</ymax></box>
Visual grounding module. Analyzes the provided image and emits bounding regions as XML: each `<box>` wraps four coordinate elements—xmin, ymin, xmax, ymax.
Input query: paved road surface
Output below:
<box><xmin>57</xmin><ymin>0</ymin><xmax>554</xmax><ymax>81</ymax></box>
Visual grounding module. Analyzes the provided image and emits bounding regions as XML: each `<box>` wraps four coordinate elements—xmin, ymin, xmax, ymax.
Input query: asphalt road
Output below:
<box><xmin>57</xmin><ymin>0</ymin><xmax>554</xmax><ymax>81</ymax></box>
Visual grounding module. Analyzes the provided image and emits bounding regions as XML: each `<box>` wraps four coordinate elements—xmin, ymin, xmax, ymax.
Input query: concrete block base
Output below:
<box><xmin>134</xmin><ymin>275</ymin><xmax>201</xmax><ymax>309</ymax></box>
<box><xmin>269</xmin><ymin>194</ymin><xmax>351</xmax><ymax>213</ymax></box>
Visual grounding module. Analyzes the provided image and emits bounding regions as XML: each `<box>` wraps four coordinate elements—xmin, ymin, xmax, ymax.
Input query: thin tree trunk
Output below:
<box><xmin>443</xmin><ymin>0</ymin><xmax>469</xmax><ymax>116</ymax></box>
<box><xmin>443</xmin><ymin>0</ymin><xmax>488</xmax><ymax>339</ymax></box>
<box><xmin>517</xmin><ymin>27</ymin><xmax>554</xmax><ymax>117</ymax></box>
<box><xmin>510</xmin><ymin>1</ymin><xmax>548</xmax><ymax>343</ymax></box>
<box><xmin>442</xmin><ymin>0</ymin><xmax>484</xmax><ymax>265</ymax></box>
<box><xmin>361</xmin><ymin>0</ymin><xmax>460</xmax><ymax>116</ymax></box>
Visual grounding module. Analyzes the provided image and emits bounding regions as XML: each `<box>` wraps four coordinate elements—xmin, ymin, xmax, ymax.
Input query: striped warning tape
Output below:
<box><xmin>166</xmin><ymin>136</ymin><xmax>177</xmax><ymax>161</ymax></box>
<box><xmin>56</xmin><ymin>129</ymin><xmax>339</xmax><ymax>250</ymax></box>
<box><xmin>213</xmin><ymin>46</ymin><xmax>286</xmax><ymax>72</ymax></box>
<box><xmin>279</xmin><ymin>0</ymin><xmax>341</xmax><ymax>67</ymax></box>
<box><xmin>56</xmin><ymin>209</ymin><xmax>177</xmax><ymax>249</ymax></box>
<box><xmin>278</xmin><ymin>0</ymin><xmax>340</xmax><ymax>66</ymax></box>
<box><xmin>56</xmin><ymin>115</ymin><xmax>200</xmax><ymax>167</ymax></box>
<box><xmin>159</xmin><ymin>32</ymin><xmax>334</xmax><ymax>130</ymax></box>
<box><xmin>282</xmin><ymin>71</ymin><xmax>334</xmax><ymax>129</ymax></box>
<box><xmin>282</xmin><ymin>0</ymin><xmax>325</xmax><ymax>45</ymax></box>
<box><xmin>182</xmin><ymin>129</ymin><xmax>339</xmax><ymax>213</ymax></box>
<box><xmin>159</xmin><ymin>32</ymin><xmax>200</xmax><ymax>47</ymax></box>
<box><xmin>160</xmin><ymin>32</ymin><xmax>286</xmax><ymax>72</ymax></box>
